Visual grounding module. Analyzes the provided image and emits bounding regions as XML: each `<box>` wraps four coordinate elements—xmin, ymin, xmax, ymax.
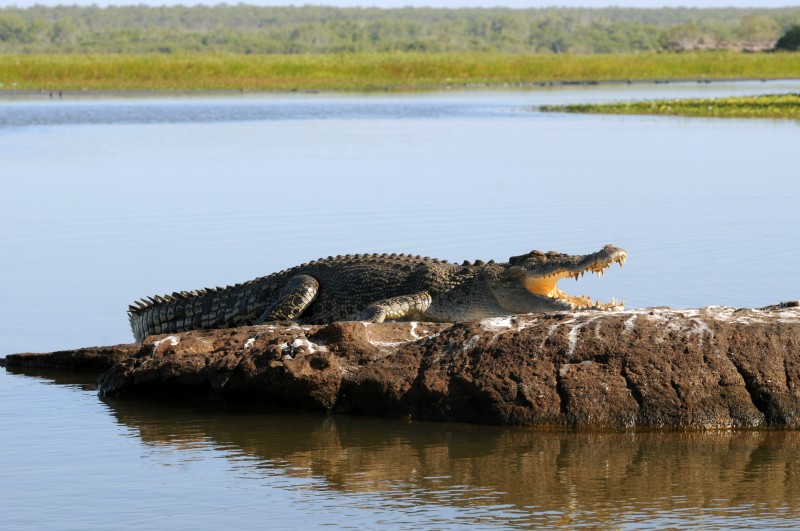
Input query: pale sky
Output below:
<box><xmin>2</xmin><ymin>0</ymin><xmax>799</xmax><ymax>8</ymax></box>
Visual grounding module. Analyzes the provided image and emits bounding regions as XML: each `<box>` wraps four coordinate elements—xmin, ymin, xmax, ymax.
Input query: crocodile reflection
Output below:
<box><xmin>103</xmin><ymin>396</ymin><xmax>800</xmax><ymax>527</ymax></box>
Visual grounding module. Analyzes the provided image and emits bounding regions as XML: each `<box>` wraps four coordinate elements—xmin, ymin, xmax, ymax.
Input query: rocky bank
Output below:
<box><xmin>4</xmin><ymin>303</ymin><xmax>800</xmax><ymax>428</ymax></box>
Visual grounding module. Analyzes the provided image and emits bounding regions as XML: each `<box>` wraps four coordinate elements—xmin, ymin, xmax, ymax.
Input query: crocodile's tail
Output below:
<box><xmin>127</xmin><ymin>279</ymin><xmax>273</xmax><ymax>342</ymax></box>
<box><xmin>127</xmin><ymin>287</ymin><xmax>226</xmax><ymax>342</ymax></box>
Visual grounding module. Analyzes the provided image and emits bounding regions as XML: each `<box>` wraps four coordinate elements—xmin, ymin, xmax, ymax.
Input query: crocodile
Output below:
<box><xmin>128</xmin><ymin>244</ymin><xmax>627</xmax><ymax>342</ymax></box>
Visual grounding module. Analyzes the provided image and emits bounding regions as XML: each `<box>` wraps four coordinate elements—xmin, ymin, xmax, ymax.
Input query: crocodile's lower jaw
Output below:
<box><xmin>563</xmin><ymin>291</ymin><xmax>624</xmax><ymax>310</ymax></box>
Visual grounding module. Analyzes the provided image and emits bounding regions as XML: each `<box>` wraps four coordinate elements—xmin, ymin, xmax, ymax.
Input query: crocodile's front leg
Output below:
<box><xmin>257</xmin><ymin>275</ymin><xmax>319</xmax><ymax>322</ymax></box>
<box><xmin>359</xmin><ymin>291</ymin><xmax>432</xmax><ymax>323</ymax></box>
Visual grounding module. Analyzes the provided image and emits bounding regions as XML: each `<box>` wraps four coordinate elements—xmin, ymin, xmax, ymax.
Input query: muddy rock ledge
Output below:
<box><xmin>4</xmin><ymin>303</ymin><xmax>800</xmax><ymax>428</ymax></box>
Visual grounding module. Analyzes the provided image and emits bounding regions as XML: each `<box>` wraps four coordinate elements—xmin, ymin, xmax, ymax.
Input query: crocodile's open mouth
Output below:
<box><xmin>524</xmin><ymin>249</ymin><xmax>627</xmax><ymax>309</ymax></box>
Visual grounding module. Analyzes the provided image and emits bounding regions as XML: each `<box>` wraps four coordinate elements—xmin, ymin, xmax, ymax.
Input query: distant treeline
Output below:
<box><xmin>1</xmin><ymin>5</ymin><xmax>800</xmax><ymax>54</ymax></box>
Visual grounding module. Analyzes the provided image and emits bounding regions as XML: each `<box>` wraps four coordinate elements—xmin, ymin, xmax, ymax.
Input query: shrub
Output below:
<box><xmin>775</xmin><ymin>25</ymin><xmax>800</xmax><ymax>51</ymax></box>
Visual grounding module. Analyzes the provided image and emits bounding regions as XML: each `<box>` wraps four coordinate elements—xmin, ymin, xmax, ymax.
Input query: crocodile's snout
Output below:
<box><xmin>519</xmin><ymin>245</ymin><xmax>627</xmax><ymax>310</ymax></box>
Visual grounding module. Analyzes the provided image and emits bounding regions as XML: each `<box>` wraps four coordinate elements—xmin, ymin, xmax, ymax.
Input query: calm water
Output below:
<box><xmin>2</xmin><ymin>82</ymin><xmax>800</xmax><ymax>528</ymax></box>
<box><xmin>3</xmin><ymin>367</ymin><xmax>800</xmax><ymax>530</ymax></box>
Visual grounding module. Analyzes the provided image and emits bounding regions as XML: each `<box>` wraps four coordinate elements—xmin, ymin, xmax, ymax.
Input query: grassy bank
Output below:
<box><xmin>540</xmin><ymin>93</ymin><xmax>800</xmax><ymax>119</ymax></box>
<box><xmin>1</xmin><ymin>52</ymin><xmax>800</xmax><ymax>92</ymax></box>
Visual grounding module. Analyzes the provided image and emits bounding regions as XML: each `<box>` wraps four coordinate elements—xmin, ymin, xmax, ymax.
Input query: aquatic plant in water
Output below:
<box><xmin>540</xmin><ymin>93</ymin><xmax>800</xmax><ymax>119</ymax></box>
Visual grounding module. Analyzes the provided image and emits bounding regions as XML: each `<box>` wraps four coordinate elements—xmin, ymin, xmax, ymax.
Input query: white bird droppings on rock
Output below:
<box><xmin>153</xmin><ymin>335</ymin><xmax>179</xmax><ymax>348</ymax></box>
<box><xmin>281</xmin><ymin>337</ymin><xmax>327</xmax><ymax>355</ymax></box>
<box><xmin>623</xmin><ymin>314</ymin><xmax>638</xmax><ymax>334</ymax></box>
<box><xmin>480</xmin><ymin>316</ymin><xmax>514</xmax><ymax>331</ymax></box>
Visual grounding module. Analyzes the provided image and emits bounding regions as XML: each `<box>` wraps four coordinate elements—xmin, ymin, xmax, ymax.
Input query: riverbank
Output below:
<box><xmin>2</xmin><ymin>52</ymin><xmax>800</xmax><ymax>92</ymax></box>
<box><xmin>541</xmin><ymin>92</ymin><xmax>800</xmax><ymax>119</ymax></box>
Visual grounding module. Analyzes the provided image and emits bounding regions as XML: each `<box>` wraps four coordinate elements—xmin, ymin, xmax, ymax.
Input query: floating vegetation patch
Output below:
<box><xmin>540</xmin><ymin>93</ymin><xmax>800</xmax><ymax>119</ymax></box>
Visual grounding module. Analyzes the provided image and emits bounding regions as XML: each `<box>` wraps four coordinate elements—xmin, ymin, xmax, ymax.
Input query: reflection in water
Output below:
<box><xmin>3</xmin><ymin>365</ymin><xmax>102</xmax><ymax>388</ymax></box>
<box><xmin>4</xmin><ymin>367</ymin><xmax>800</xmax><ymax>528</ymax></box>
<box><xmin>104</xmin><ymin>393</ymin><xmax>800</xmax><ymax>529</ymax></box>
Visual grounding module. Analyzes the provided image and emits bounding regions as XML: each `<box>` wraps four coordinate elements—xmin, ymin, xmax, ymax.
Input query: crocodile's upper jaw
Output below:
<box><xmin>519</xmin><ymin>245</ymin><xmax>628</xmax><ymax>310</ymax></box>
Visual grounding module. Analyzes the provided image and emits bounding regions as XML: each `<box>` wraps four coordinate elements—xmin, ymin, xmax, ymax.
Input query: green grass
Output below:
<box><xmin>541</xmin><ymin>93</ymin><xmax>800</xmax><ymax>119</ymax></box>
<box><xmin>1</xmin><ymin>51</ymin><xmax>800</xmax><ymax>92</ymax></box>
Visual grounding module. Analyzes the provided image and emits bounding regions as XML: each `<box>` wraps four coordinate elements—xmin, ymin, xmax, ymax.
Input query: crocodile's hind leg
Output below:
<box><xmin>257</xmin><ymin>275</ymin><xmax>319</xmax><ymax>322</ymax></box>
<box><xmin>359</xmin><ymin>291</ymin><xmax>432</xmax><ymax>323</ymax></box>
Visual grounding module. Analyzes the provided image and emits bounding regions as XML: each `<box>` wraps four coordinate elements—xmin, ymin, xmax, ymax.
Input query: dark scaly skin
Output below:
<box><xmin>128</xmin><ymin>246</ymin><xmax>627</xmax><ymax>342</ymax></box>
